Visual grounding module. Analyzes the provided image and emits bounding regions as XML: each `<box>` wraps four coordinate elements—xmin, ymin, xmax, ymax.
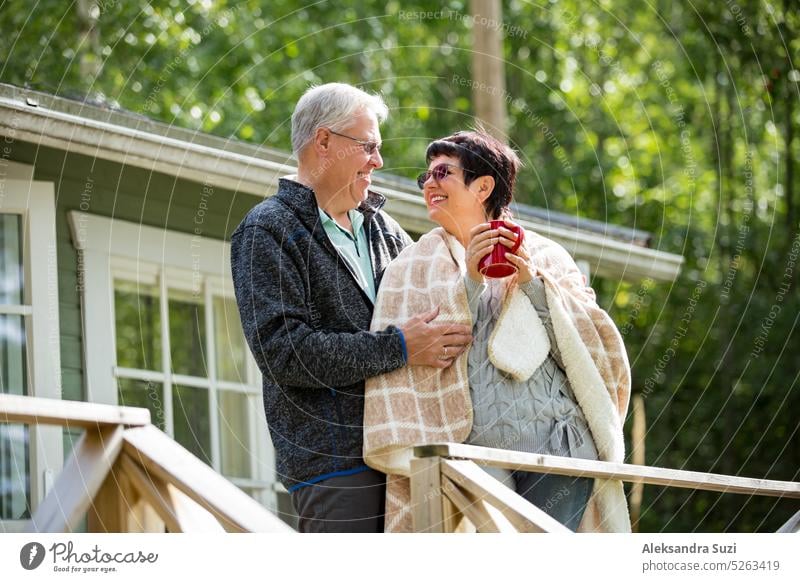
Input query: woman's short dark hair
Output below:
<box><xmin>425</xmin><ymin>130</ymin><xmax>522</xmax><ymax>219</ymax></box>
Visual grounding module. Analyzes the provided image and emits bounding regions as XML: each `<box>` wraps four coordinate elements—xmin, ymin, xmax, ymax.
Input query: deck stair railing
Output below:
<box><xmin>0</xmin><ymin>394</ymin><xmax>293</xmax><ymax>533</ymax></box>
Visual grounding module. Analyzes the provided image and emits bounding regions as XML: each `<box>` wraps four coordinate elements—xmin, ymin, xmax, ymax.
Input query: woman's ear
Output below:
<box><xmin>475</xmin><ymin>175</ymin><xmax>495</xmax><ymax>203</ymax></box>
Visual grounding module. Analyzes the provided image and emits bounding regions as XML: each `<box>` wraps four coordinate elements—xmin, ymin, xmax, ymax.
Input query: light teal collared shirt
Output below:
<box><xmin>317</xmin><ymin>207</ymin><xmax>376</xmax><ymax>302</ymax></box>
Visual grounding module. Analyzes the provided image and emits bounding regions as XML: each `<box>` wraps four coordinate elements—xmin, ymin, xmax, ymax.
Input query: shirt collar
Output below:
<box><xmin>317</xmin><ymin>206</ymin><xmax>364</xmax><ymax>237</ymax></box>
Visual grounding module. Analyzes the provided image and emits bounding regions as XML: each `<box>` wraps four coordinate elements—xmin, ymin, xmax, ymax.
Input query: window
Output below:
<box><xmin>0</xmin><ymin>164</ymin><xmax>63</xmax><ymax>531</ymax></box>
<box><xmin>69</xmin><ymin>213</ymin><xmax>277</xmax><ymax>512</ymax></box>
<box><xmin>111</xmin><ymin>264</ymin><xmax>258</xmax><ymax>481</ymax></box>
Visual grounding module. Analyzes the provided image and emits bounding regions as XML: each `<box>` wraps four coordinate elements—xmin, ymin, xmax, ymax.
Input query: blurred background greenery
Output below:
<box><xmin>2</xmin><ymin>0</ymin><xmax>798</xmax><ymax>532</ymax></box>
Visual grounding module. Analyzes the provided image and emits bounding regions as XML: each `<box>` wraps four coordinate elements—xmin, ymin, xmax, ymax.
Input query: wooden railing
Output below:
<box><xmin>0</xmin><ymin>394</ymin><xmax>293</xmax><ymax>533</ymax></box>
<box><xmin>409</xmin><ymin>442</ymin><xmax>800</xmax><ymax>533</ymax></box>
<box><xmin>5</xmin><ymin>394</ymin><xmax>797</xmax><ymax>533</ymax></box>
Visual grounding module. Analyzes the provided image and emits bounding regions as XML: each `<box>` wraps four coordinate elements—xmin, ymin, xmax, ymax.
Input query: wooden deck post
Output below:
<box><xmin>630</xmin><ymin>394</ymin><xmax>646</xmax><ymax>532</ymax></box>
<box><xmin>409</xmin><ymin>456</ymin><xmax>445</xmax><ymax>532</ymax></box>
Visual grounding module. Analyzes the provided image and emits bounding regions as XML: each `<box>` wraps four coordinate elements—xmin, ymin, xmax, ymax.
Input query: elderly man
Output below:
<box><xmin>231</xmin><ymin>83</ymin><xmax>472</xmax><ymax>533</ymax></box>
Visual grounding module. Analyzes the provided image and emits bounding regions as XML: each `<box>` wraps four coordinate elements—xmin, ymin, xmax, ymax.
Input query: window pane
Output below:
<box><xmin>0</xmin><ymin>424</ymin><xmax>30</xmax><ymax>519</ymax></box>
<box><xmin>114</xmin><ymin>281</ymin><xmax>162</xmax><ymax>370</ymax></box>
<box><xmin>0</xmin><ymin>314</ymin><xmax>27</xmax><ymax>396</ymax></box>
<box><xmin>169</xmin><ymin>289</ymin><xmax>206</xmax><ymax>377</ymax></box>
<box><xmin>117</xmin><ymin>378</ymin><xmax>166</xmax><ymax>430</ymax></box>
<box><xmin>218</xmin><ymin>390</ymin><xmax>251</xmax><ymax>479</ymax></box>
<box><xmin>213</xmin><ymin>296</ymin><xmax>247</xmax><ymax>383</ymax></box>
<box><xmin>0</xmin><ymin>214</ymin><xmax>24</xmax><ymax>305</ymax></box>
<box><xmin>173</xmin><ymin>384</ymin><xmax>211</xmax><ymax>465</ymax></box>
<box><xmin>0</xmin><ymin>217</ymin><xmax>30</xmax><ymax>519</ymax></box>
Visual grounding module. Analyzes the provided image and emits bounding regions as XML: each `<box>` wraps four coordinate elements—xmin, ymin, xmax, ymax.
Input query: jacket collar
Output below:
<box><xmin>276</xmin><ymin>176</ymin><xmax>387</xmax><ymax>226</ymax></box>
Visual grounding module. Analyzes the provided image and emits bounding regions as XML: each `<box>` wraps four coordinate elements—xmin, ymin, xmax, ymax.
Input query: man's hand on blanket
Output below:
<box><xmin>400</xmin><ymin>306</ymin><xmax>473</xmax><ymax>369</ymax></box>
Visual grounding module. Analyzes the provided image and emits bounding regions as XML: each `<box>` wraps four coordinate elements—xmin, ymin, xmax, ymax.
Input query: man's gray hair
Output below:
<box><xmin>291</xmin><ymin>83</ymin><xmax>388</xmax><ymax>155</ymax></box>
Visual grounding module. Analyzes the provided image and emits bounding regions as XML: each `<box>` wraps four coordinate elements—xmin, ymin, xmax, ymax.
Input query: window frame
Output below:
<box><xmin>67</xmin><ymin>211</ymin><xmax>276</xmax><ymax>510</ymax></box>
<box><xmin>0</xmin><ymin>162</ymin><xmax>63</xmax><ymax>531</ymax></box>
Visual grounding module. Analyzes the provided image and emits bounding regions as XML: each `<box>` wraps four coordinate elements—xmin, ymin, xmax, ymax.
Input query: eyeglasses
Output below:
<box><xmin>416</xmin><ymin>163</ymin><xmax>469</xmax><ymax>190</ymax></box>
<box><xmin>328</xmin><ymin>129</ymin><xmax>382</xmax><ymax>155</ymax></box>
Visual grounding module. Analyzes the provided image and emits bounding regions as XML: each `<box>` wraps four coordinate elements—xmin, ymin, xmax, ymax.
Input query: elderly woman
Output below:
<box><xmin>364</xmin><ymin>130</ymin><xmax>631</xmax><ymax>533</ymax></box>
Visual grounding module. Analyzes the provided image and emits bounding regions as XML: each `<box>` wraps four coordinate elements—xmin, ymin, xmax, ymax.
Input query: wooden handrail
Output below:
<box><xmin>409</xmin><ymin>442</ymin><xmax>800</xmax><ymax>533</ymax></box>
<box><xmin>0</xmin><ymin>394</ymin><xmax>293</xmax><ymax>533</ymax></box>
<box><xmin>122</xmin><ymin>425</ymin><xmax>289</xmax><ymax>532</ymax></box>
<box><xmin>0</xmin><ymin>393</ymin><xmax>150</xmax><ymax>427</ymax></box>
<box><xmin>778</xmin><ymin>510</ymin><xmax>800</xmax><ymax>533</ymax></box>
<box><xmin>415</xmin><ymin>443</ymin><xmax>800</xmax><ymax>499</ymax></box>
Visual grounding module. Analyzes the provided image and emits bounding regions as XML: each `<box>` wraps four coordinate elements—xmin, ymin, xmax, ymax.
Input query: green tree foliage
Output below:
<box><xmin>1</xmin><ymin>0</ymin><xmax>798</xmax><ymax>532</ymax></box>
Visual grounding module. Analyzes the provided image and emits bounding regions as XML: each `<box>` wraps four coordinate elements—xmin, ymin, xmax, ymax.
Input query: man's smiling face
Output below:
<box><xmin>324</xmin><ymin>110</ymin><xmax>384</xmax><ymax>211</ymax></box>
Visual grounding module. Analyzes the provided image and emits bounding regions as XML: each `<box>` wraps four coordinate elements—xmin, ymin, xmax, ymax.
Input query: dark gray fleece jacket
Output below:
<box><xmin>230</xmin><ymin>178</ymin><xmax>412</xmax><ymax>490</ymax></box>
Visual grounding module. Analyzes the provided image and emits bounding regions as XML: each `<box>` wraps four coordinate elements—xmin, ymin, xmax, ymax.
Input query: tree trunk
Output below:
<box><xmin>77</xmin><ymin>0</ymin><xmax>101</xmax><ymax>86</ymax></box>
<box><xmin>630</xmin><ymin>394</ymin><xmax>646</xmax><ymax>532</ymax></box>
<box><xmin>720</xmin><ymin>78</ymin><xmax>738</xmax><ymax>490</ymax></box>
<box><xmin>783</xmin><ymin>0</ymin><xmax>796</xmax><ymax>236</ymax></box>
<box><xmin>470</xmin><ymin>0</ymin><xmax>508</xmax><ymax>141</ymax></box>
<box><xmin>784</xmin><ymin>71</ymin><xmax>796</xmax><ymax>238</ymax></box>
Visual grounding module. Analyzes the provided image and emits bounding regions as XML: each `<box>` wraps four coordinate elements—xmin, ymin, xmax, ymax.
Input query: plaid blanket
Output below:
<box><xmin>364</xmin><ymin>227</ymin><xmax>631</xmax><ymax>532</ymax></box>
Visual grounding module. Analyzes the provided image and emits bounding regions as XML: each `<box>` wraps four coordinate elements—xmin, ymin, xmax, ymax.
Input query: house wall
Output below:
<box><xmin>8</xmin><ymin>140</ymin><xmax>262</xmax><ymax>404</ymax></box>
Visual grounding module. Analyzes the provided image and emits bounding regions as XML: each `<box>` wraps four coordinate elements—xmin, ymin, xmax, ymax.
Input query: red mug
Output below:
<box><xmin>479</xmin><ymin>220</ymin><xmax>525</xmax><ymax>279</ymax></box>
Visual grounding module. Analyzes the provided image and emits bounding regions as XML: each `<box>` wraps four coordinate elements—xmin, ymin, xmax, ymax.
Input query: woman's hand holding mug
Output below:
<box><xmin>503</xmin><ymin>221</ymin><xmax>534</xmax><ymax>284</ymax></box>
<box><xmin>466</xmin><ymin>219</ymin><xmax>530</xmax><ymax>282</ymax></box>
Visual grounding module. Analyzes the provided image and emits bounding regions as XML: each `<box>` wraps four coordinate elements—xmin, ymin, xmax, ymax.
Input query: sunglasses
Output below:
<box><xmin>328</xmin><ymin>129</ymin><xmax>381</xmax><ymax>155</ymax></box>
<box><xmin>416</xmin><ymin>163</ymin><xmax>469</xmax><ymax>190</ymax></box>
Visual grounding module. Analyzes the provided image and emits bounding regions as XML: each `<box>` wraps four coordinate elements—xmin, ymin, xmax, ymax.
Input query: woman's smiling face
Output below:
<box><xmin>421</xmin><ymin>154</ymin><xmax>488</xmax><ymax>239</ymax></box>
